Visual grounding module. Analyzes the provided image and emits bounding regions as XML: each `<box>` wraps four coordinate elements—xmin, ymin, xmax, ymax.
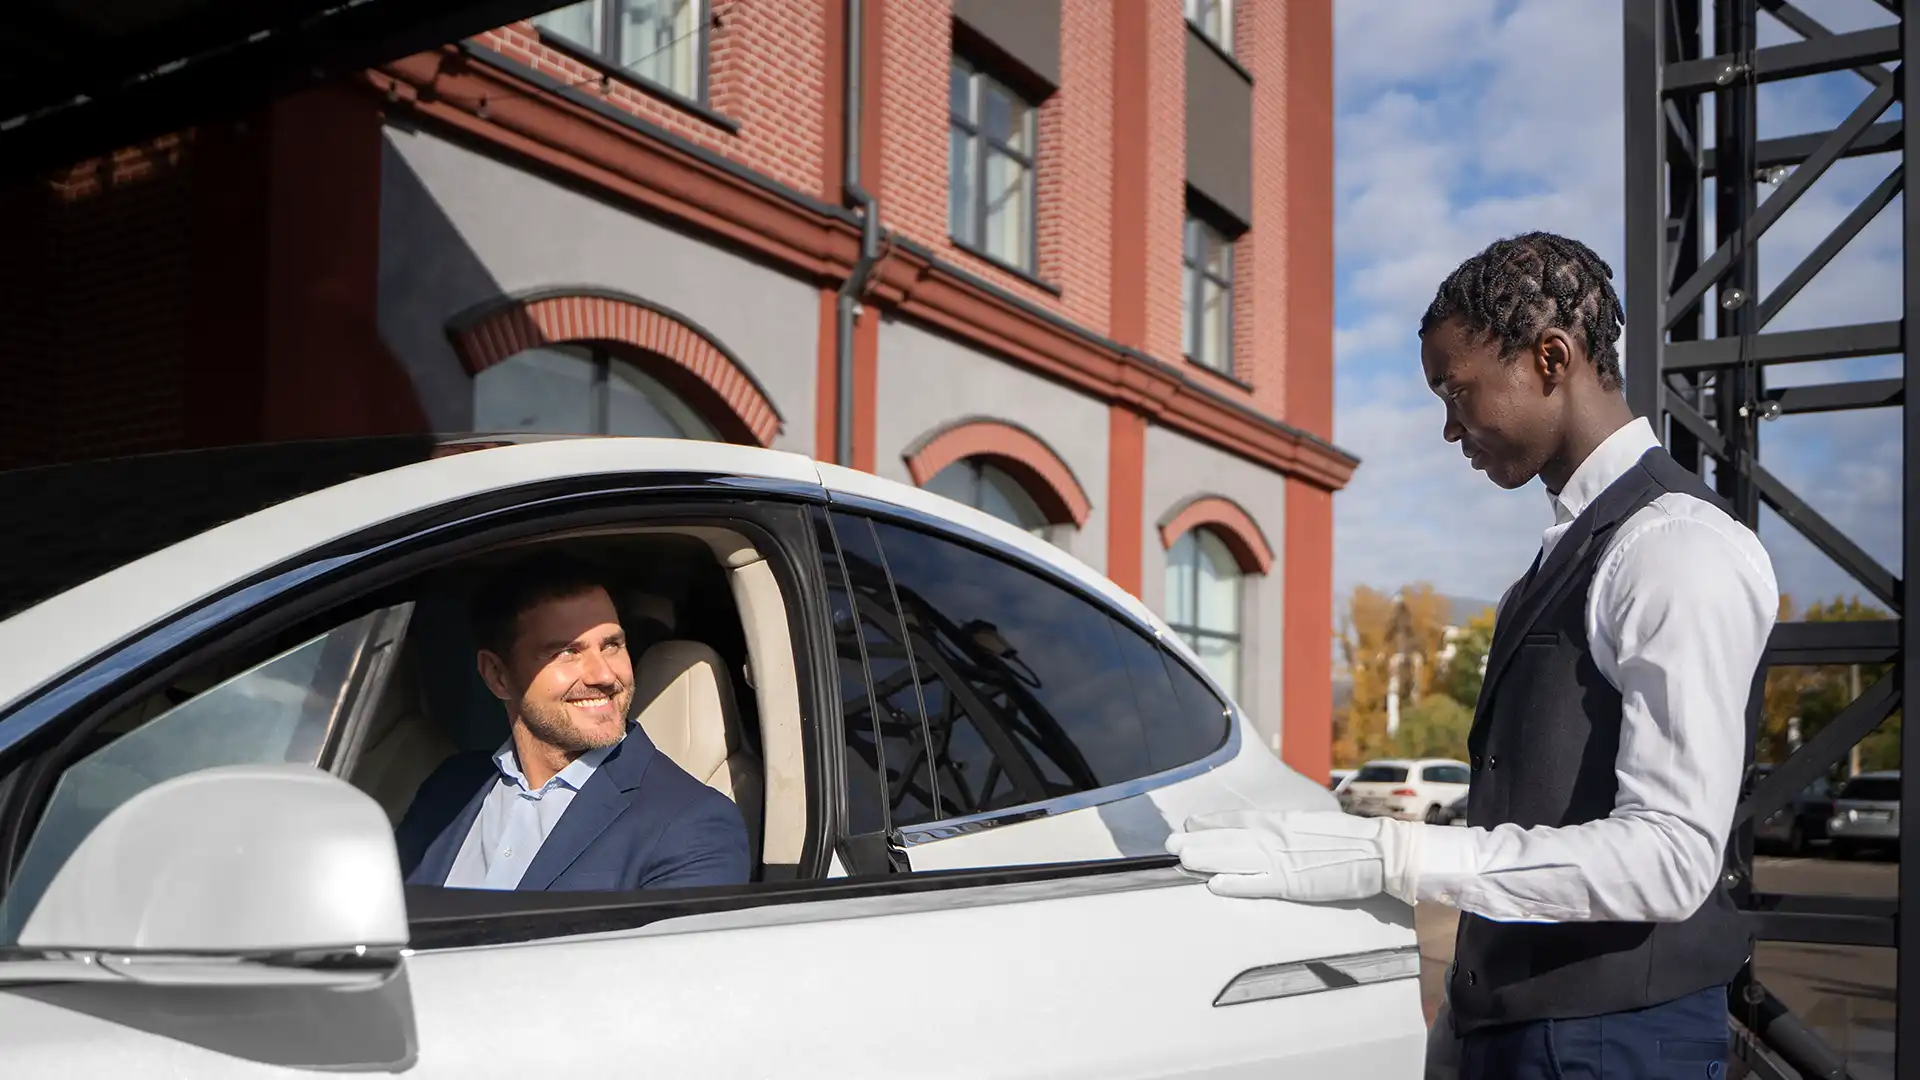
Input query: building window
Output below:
<box><xmin>1185</xmin><ymin>0</ymin><xmax>1234</xmax><ymax>54</ymax></box>
<box><xmin>474</xmin><ymin>344</ymin><xmax>721</xmax><ymax>440</ymax></box>
<box><xmin>1165</xmin><ymin>528</ymin><xmax>1242</xmax><ymax>697</ymax></box>
<box><xmin>923</xmin><ymin>458</ymin><xmax>1052</xmax><ymax>539</ymax></box>
<box><xmin>949</xmin><ymin>57</ymin><xmax>1038</xmax><ymax>273</ymax></box>
<box><xmin>1183</xmin><ymin>214</ymin><xmax>1235</xmax><ymax>374</ymax></box>
<box><xmin>532</xmin><ymin>0</ymin><xmax>707</xmax><ymax>103</ymax></box>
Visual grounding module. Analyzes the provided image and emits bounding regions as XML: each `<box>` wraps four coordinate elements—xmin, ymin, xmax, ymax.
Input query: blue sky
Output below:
<box><xmin>1330</xmin><ymin>0</ymin><xmax>1906</xmax><ymax>613</ymax></box>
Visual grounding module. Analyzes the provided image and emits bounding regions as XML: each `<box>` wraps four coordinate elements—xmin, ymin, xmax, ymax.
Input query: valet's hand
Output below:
<box><xmin>1166</xmin><ymin>810</ymin><xmax>1422</xmax><ymax>903</ymax></box>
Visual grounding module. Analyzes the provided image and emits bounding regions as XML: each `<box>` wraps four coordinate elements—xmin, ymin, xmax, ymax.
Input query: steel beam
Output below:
<box><xmin>1627</xmin><ymin>1</ymin><xmax>1914</xmax><ymax>1072</ymax></box>
<box><xmin>1900</xmin><ymin>7</ymin><xmax>1920</xmax><ymax>1079</ymax></box>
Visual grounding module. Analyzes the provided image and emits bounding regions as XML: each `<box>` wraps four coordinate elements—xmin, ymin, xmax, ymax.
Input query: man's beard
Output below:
<box><xmin>517</xmin><ymin>683</ymin><xmax>635</xmax><ymax>752</ymax></box>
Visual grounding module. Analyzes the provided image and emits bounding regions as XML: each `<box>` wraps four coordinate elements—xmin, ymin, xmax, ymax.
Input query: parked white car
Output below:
<box><xmin>1338</xmin><ymin>758</ymin><xmax>1472</xmax><ymax>823</ymax></box>
<box><xmin>0</xmin><ymin>435</ymin><xmax>1424</xmax><ymax>1077</ymax></box>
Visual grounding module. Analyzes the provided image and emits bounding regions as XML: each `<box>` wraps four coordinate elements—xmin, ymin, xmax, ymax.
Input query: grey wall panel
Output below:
<box><xmin>953</xmin><ymin>0</ymin><xmax>1061</xmax><ymax>91</ymax></box>
<box><xmin>875</xmin><ymin>316</ymin><xmax>1109</xmax><ymax>570</ymax></box>
<box><xmin>1184</xmin><ymin>29</ymin><xmax>1252</xmax><ymax>228</ymax></box>
<box><xmin>376</xmin><ymin>124</ymin><xmax>817</xmax><ymax>455</ymax></box>
<box><xmin>1142</xmin><ymin>423</ymin><xmax>1286</xmax><ymax>754</ymax></box>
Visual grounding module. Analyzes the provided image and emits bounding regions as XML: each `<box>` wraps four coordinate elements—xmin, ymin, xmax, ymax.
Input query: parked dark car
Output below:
<box><xmin>1751</xmin><ymin>764</ymin><xmax>1836</xmax><ymax>855</ymax></box>
<box><xmin>1434</xmin><ymin>789</ymin><xmax>1469</xmax><ymax>826</ymax></box>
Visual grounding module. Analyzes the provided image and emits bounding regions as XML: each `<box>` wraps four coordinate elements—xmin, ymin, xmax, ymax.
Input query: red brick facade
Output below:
<box><xmin>1</xmin><ymin>0</ymin><xmax>1345</xmax><ymax>783</ymax></box>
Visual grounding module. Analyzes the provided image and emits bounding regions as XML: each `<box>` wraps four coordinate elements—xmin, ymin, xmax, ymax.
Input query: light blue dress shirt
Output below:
<box><xmin>444</xmin><ymin>737</ymin><xmax>619</xmax><ymax>890</ymax></box>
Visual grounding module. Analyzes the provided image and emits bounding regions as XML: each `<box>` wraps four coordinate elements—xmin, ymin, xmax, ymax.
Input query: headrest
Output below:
<box><xmin>632</xmin><ymin>640</ymin><xmax>740</xmax><ymax>785</ymax></box>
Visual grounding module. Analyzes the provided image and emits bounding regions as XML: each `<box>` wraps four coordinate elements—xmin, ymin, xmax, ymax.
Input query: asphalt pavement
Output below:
<box><xmin>1414</xmin><ymin>853</ymin><xmax>1897</xmax><ymax>1080</ymax></box>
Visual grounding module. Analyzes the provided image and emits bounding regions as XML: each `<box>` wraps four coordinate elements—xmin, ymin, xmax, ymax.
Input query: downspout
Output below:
<box><xmin>836</xmin><ymin>0</ymin><xmax>882</xmax><ymax>468</ymax></box>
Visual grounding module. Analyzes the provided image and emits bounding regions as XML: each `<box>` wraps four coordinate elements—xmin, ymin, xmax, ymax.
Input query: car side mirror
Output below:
<box><xmin>11</xmin><ymin>763</ymin><xmax>408</xmax><ymax>988</ymax></box>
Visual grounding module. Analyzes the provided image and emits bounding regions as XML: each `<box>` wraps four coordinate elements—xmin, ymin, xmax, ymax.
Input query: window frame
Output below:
<box><xmin>531</xmin><ymin>0</ymin><xmax>712</xmax><ymax>108</ymax></box>
<box><xmin>0</xmin><ymin>477</ymin><xmax>1226</xmax><ymax>956</ymax></box>
<box><xmin>474</xmin><ymin>343</ymin><xmax>720</xmax><ymax>440</ymax></box>
<box><xmin>0</xmin><ymin>479</ymin><xmax>837</xmax><ymax>905</ymax></box>
<box><xmin>1182</xmin><ymin>213</ymin><xmax>1237</xmax><ymax>375</ymax></box>
<box><xmin>1185</xmin><ymin>0</ymin><xmax>1234</xmax><ymax>54</ymax></box>
<box><xmin>1164</xmin><ymin>527</ymin><xmax>1244</xmax><ymax>700</ymax></box>
<box><xmin>824</xmin><ymin>495</ymin><xmax>1239</xmax><ymax>851</ymax></box>
<box><xmin>948</xmin><ymin>55</ymin><xmax>1041</xmax><ymax>276</ymax></box>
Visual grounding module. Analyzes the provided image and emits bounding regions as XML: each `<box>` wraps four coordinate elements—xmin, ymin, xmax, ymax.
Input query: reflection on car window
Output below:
<box><xmin>1113</xmin><ymin>619</ymin><xmax>1229</xmax><ymax>773</ymax></box>
<box><xmin>0</xmin><ymin>612</ymin><xmax>382</xmax><ymax>942</ymax></box>
<box><xmin>818</xmin><ymin>511</ymin><xmax>920</xmax><ymax>834</ymax></box>
<box><xmin>868</xmin><ymin>520</ymin><xmax>1155</xmax><ymax>819</ymax></box>
<box><xmin>831</xmin><ymin>514</ymin><xmax>940</xmax><ymax>827</ymax></box>
<box><xmin>1354</xmin><ymin>765</ymin><xmax>1408</xmax><ymax>783</ymax></box>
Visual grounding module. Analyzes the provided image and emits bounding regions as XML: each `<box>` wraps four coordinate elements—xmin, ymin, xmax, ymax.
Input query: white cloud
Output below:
<box><xmin>1331</xmin><ymin>0</ymin><xmax>1902</xmax><ymax>611</ymax></box>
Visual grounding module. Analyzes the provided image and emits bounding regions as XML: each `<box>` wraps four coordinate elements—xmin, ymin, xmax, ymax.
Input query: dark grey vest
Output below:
<box><xmin>1447</xmin><ymin>447</ymin><xmax>1753</xmax><ymax>1034</ymax></box>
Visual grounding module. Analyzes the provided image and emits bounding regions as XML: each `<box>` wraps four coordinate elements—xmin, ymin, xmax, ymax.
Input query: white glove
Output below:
<box><xmin>1165</xmin><ymin>810</ymin><xmax>1424</xmax><ymax>904</ymax></box>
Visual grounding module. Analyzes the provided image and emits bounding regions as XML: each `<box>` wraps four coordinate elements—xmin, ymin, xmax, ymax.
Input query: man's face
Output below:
<box><xmin>1420</xmin><ymin>317</ymin><xmax>1561</xmax><ymax>491</ymax></box>
<box><xmin>479</xmin><ymin>586</ymin><xmax>634</xmax><ymax>753</ymax></box>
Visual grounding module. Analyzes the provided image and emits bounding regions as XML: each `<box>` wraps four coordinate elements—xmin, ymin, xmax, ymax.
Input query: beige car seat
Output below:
<box><xmin>632</xmin><ymin>639</ymin><xmax>765</xmax><ymax>870</ymax></box>
<box><xmin>353</xmin><ymin>643</ymin><xmax>457</xmax><ymax>823</ymax></box>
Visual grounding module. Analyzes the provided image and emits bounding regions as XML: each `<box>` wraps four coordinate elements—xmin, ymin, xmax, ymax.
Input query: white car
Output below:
<box><xmin>1338</xmin><ymin>758</ymin><xmax>1472</xmax><ymax>823</ymax></box>
<box><xmin>0</xmin><ymin>435</ymin><xmax>1424</xmax><ymax>1077</ymax></box>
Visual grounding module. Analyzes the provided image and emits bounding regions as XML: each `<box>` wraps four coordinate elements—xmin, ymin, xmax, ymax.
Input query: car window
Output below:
<box><xmin>829</xmin><ymin>514</ymin><xmax>940</xmax><ymax>827</ymax></box>
<box><xmin>866</xmin><ymin>519</ymin><xmax>1157</xmax><ymax>817</ymax></box>
<box><xmin>0</xmin><ymin>610</ymin><xmax>390</xmax><ymax>941</ymax></box>
<box><xmin>1425</xmin><ymin>765</ymin><xmax>1468</xmax><ymax>785</ymax></box>
<box><xmin>1113</xmin><ymin>618</ymin><xmax>1230</xmax><ymax>773</ymax></box>
<box><xmin>816</xmin><ymin>512</ymin><xmax>889</xmax><ymax>836</ymax></box>
<box><xmin>1840</xmin><ymin>777</ymin><xmax>1901</xmax><ymax>802</ymax></box>
<box><xmin>1354</xmin><ymin>764</ymin><xmax>1408</xmax><ymax>783</ymax></box>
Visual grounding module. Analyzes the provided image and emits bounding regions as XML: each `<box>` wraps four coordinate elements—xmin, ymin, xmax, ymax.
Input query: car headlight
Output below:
<box><xmin>1829</xmin><ymin>814</ymin><xmax>1846</xmax><ymax>832</ymax></box>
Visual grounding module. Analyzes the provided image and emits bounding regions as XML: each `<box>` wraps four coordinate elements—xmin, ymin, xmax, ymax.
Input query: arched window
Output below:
<box><xmin>1165</xmin><ymin>528</ymin><xmax>1242</xmax><ymax>696</ymax></box>
<box><xmin>922</xmin><ymin>457</ymin><xmax>1052</xmax><ymax>538</ymax></box>
<box><xmin>474</xmin><ymin>344</ymin><xmax>721</xmax><ymax>440</ymax></box>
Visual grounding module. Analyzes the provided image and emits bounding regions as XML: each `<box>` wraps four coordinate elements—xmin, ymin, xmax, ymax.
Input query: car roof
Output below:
<box><xmin>0</xmin><ymin>436</ymin><xmax>1180</xmax><ymax>713</ymax></box>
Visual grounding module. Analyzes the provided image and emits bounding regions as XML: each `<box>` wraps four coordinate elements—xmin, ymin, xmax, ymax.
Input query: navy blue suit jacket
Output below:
<box><xmin>394</xmin><ymin>725</ymin><xmax>751</xmax><ymax>892</ymax></box>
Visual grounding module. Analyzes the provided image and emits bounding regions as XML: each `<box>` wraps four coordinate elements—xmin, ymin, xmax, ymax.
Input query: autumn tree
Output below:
<box><xmin>1335</xmin><ymin>583</ymin><xmax>1468</xmax><ymax>765</ymax></box>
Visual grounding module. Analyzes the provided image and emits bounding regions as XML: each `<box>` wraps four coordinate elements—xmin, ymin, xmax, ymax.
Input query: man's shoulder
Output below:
<box><xmin>611</xmin><ymin>736</ymin><xmax>741</xmax><ymax>824</ymax></box>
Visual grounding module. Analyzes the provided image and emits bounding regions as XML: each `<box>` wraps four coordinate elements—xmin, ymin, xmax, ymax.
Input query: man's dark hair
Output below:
<box><xmin>470</xmin><ymin>551</ymin><xmax>613</xmax><ymax>658</ymax></box>
<box><xmin>1419</xmin><ymin>231</ymin><xmax>1626</xmax><ymax>391</ymax></box>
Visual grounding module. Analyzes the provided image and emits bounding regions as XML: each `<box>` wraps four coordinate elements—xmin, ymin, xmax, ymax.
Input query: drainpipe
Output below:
<box><xmin>836</xmin><ymin>0</ymin><xmax>882</xmax><ymax>468</ymax></box>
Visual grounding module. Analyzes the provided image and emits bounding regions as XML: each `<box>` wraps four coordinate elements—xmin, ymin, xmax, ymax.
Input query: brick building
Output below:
<box><xmin>0</xmin><ymin>0</ymin><xmax>1353</xmax><ymax>780</ymax></box>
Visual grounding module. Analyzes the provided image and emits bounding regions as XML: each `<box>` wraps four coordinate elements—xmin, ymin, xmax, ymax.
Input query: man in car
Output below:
<box><xmin>395</xmin><ymin>552</ymin><xmax>751</xmax><ymax>892</ymax></box>
<box><xmin>1168</xmin><ymin>233</ymin><xmax>1777</xmax><ymax>1078</ymax></box>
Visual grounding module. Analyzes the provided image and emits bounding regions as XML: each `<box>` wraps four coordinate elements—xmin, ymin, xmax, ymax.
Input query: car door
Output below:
<box><xmin>0</xmin><ymin>473</ymin><xmax>1423</xmax><ymax>1078</ymax></box>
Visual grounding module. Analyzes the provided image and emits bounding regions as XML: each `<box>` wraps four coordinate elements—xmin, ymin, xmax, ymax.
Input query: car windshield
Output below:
<box><xmin>1353</xmin><ymin>765</ymin><xmax>1408</xmax><ymax>783</ymax></box>
<box><xmin>0</xmin><ymin>436</ymin><xmax>455</xmax><ymax>622</ymax></box>
<box><xmin>1840</xmin><ymin>777</ymin><xmax>1901</xmax><ymax>802</ymax></box>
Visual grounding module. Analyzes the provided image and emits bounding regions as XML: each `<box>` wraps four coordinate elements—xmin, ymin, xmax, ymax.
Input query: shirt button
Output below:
<box><xmin>502</xmin><ymin>848</ymin><xmax>513</xmax><ymax>859</ymax></box>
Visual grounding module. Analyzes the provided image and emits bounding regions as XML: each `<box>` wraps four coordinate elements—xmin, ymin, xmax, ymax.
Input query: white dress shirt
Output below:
<box><xmin>444</xmin><ymin>738</ymin><xmax>618</xmax><ymax>890</ymax></box>
<box><xmin>1415</xmin><ymin>416</ymin><xmax>1779</xmax><ymax>923</ymax></box>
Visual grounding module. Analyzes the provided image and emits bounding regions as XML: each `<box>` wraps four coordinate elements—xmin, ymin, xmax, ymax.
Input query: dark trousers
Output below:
<box><xmin>1459</xmin><ymin>985</ymin><xmax>1730</xmax><ymax>1080</ymax></box>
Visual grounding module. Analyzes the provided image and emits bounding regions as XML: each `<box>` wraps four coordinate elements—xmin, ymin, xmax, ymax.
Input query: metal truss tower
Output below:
<box><xmin>1625</xmin><ymin>2</ymin><xmax>1913</xmax><ymax>1076</ymax></box>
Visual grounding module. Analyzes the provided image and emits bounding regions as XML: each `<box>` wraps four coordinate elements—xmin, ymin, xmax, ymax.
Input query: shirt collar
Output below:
<box><xmin>1547</xmin><ymin>416</ymin><xmax>1659</xmax><ymax>526</ymax></box>
<box><xmin>494</xmin><ymin>728</ymin><xmax>624</xmax><ymax>794</ymax></box>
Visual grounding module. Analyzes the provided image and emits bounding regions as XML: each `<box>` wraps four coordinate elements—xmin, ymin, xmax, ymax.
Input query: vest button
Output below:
<box><xmin>1471</xmin><ymin>755</ymin><xmax>1483</xmax><ymax>770</ymax></box>
<box><xmin>1466</xmin><ymin>970</ymin><xmax>1478</xmax><ymax>986</ymax></box>
<box><xmin>1489</xmin><ymin>756</ymin><xmax>1499</xmax><ymax>769</ymax></box>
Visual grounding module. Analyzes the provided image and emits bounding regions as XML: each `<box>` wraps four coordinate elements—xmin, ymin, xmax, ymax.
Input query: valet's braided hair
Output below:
<box><xmin>1419</xmin><ymin>232</ymin><xmax>1626</xmax><ymax>391</ymax></box>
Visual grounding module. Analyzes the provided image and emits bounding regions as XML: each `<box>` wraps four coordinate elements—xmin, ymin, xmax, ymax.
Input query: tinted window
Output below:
<box><xmin>1354</xmin><ymin>765</ymin><xmax>1408</xmax><ymax>783</ymax></box>
<box><xmin>1424</xmin><ymin>765</ymin><xmax>1469</xmax><ymax>785</ymax></box>
<box><xmin>1841</xmin><ymin>777</ymin><xmax>1901</xmax><ymax>802</ymax></box>
<box><xmin>869</xmin><ymin>520</ymin><xmax>1155</xmax><ymax>814</ymax></box>
<box><xmin>830</xmin><ymin>514</ymin><xmax>940</xmax><ymax>827</ymax></box>
<box><xmin>814</xmin><ymin>511</ymin><xmax>889</xmax><ymax>835</ymax></box>
<box><xmin>1117</xmin><ymin>623</ymin><xmax>1230</xmax><ymax>772</ymax></box>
